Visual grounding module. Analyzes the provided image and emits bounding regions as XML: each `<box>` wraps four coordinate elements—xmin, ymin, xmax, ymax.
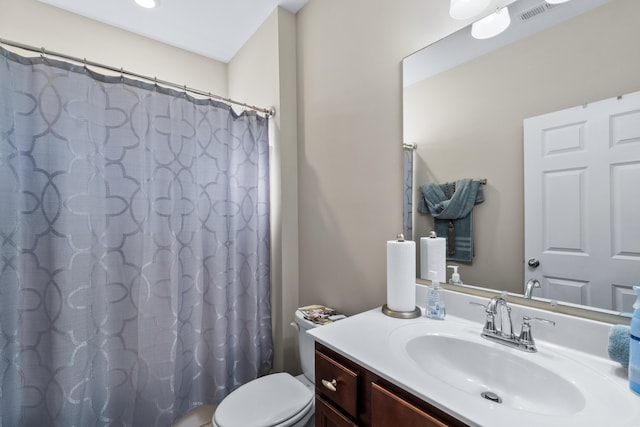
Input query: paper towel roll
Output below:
<box><xmin>420</xmin><ymin>237</ymin><xmax>446</xmax><ymax>282</ymax></box>
<box><xmin>387</xmin><ymin>239</ymin><xmax>416</xmax><ymax>312</ymax></box>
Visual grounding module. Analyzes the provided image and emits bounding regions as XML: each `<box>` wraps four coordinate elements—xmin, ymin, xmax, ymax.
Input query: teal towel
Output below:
<box><xmin>608</xmin><ymin>325</ymin><xmax>630</xmax><ymax>368</ymax></box>
<box><xmin>418</xmin><ymin>179</ymin><xmax>484</xmax><ymax>263</ymax></box>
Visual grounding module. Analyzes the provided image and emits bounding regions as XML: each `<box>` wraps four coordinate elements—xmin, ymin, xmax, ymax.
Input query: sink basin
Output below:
<box><xmin>311</xmin><ymin>304</ymin><xmax>640</xmax><ymax>426</ymax></box>
<box><xmin>404</xmin><ymin>333</ymin><xmax>585</xmax><ymax>416</ymax></box>
<box><xmin>387</xmin><ymin>319</ymin><xmax>634</xmax><ymax>422</ymax></box>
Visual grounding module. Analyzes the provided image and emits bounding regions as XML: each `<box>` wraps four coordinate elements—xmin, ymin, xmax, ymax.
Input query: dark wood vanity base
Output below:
<box><xmin>315</xmin><ymin>342</ymin><xmax>469</xmax><ymax>427</ymax></box>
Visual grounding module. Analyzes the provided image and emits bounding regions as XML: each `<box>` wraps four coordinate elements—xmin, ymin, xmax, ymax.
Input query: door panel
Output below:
<box><xmin>611</xmin><ymin>162</ymin><xmax>640</xmax><ymax>258</ymax></box>
<box><xmin>524</xmin><ymin>91</ymin><xmax>640</xmax><ymax>312</ymax></box>
<box><xmin>542</xmin><ymin>168</ymin><xmax>586</xmax><ymax>252</ymax></box>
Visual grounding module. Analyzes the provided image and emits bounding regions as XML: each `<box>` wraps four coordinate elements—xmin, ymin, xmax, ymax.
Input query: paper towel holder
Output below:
<box><xmin>382</xmin><ymin>304</ymin><xmax>421</xmax><ymax>319</ymax></box>
<box><xmin>383</xmin><ymin>233</ymin><xmax>421</xmax><ymax>319</ymax></box>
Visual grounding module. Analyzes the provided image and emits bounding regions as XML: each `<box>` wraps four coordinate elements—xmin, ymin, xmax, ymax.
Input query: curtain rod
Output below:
<box><xmin>0</xmin><ymin>37</ymin><xmax>276</xmax><ymax>118</ymax></box>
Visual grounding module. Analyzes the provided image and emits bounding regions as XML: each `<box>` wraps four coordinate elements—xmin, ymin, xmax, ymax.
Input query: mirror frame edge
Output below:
<box><xmin>417</xmin><ymin>278</ymin><xmax>631</xmax><ymax>325</ymax></box>
<box><xmin>407</xmin><ymin>0</ymin><xmax>636</xmax><ymax>326</ymax></box>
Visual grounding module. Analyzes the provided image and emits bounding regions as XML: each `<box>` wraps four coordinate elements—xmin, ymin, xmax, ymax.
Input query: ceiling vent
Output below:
<box><xmin>519</xmin><ymin>2</ymin><xmax>556</xmax><ymax>22</ymax></box>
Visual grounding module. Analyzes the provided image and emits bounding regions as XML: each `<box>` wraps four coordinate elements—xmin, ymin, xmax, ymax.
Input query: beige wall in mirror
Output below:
<box><xmin>404</xmin><ymin>0</ymin><xmax>640</xmax><ymax>307</ymax></box>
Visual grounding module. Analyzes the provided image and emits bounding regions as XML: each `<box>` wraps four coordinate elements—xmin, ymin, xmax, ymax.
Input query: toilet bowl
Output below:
<box><xmin>212</xmin><ymin>372</ymin><xmax>314</xmax><ymax>427</ymax></box>
<box><xmin>212</xmin><ymin>310</ymin><xmax>325</xmax><ymax>427</ymax></box>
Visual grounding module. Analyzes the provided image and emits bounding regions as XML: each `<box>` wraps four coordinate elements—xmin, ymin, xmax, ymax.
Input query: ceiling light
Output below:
<box><xmin>546</xmin><ymin>0</ymin><xmax>571</xmax><ymax>3</ymax></box>
<box><xmin>449</xmin><ymin>0</ymin><xmax>491</xmax><ymax>20</ymax></box>
<box><xmin>471</xmin><ymin>7</ymin><xmax>511</xmax><ymax>40</ymax></box>
<box><xmin>134</xmin><ymin>0</ymin><xmax>158</xmax><ymax>8</ymax></box>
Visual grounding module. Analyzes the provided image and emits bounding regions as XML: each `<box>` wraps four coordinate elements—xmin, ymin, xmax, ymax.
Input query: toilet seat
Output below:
<box><xmin>213</xmin><ymin>372</ymin><xmax>314</xmax><ymax>427</ymax></box>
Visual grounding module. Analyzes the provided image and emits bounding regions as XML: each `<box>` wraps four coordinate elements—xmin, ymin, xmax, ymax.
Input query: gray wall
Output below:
<box><xmin>295</xmin><ymin>0</ymin><xmax>475</xmax><ymax>316</ymax></box>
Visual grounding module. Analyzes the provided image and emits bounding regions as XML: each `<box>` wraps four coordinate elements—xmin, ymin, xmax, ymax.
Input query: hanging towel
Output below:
<box><xmin>418</xmin><ymin>179</ymin><xmax>484</xmax><ymax>263</ymax></box>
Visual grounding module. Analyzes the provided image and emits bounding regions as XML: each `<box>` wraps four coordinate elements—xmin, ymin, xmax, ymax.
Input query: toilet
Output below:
<box><xmin>212</xmin><ymin>310</ymin><xmax>323</xmax><ymax>427</ymax></box>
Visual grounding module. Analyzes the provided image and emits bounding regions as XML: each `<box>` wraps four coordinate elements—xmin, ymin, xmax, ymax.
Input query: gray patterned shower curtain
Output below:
<box><xmin>0</xmin><ymin>47</ymin><xmax>272</xmax><ymax>426</ymax></box>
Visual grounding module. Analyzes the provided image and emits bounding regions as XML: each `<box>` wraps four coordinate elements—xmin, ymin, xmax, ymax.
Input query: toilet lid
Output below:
<box><xmin>214</xmin><ymin>372</ymin><xmax>314</xmax><ymax>427</ymax></box>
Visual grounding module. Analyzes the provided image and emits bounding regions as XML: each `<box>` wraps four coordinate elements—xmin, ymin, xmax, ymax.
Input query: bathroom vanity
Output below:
<box><xmin>308</xmin><ymin>286</ymin><xmax>640</xmax><ymax>427</ymax></box>
<box><xmin>315</xmin><ymin>342</ymin><xmax>467</xmax><ymax>426</ymax></box>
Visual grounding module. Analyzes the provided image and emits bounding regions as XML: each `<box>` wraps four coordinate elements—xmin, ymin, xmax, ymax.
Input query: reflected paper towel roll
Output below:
<box><xmin>387</xmin><ymin>239</ymin><xmax>416</xmax><ymax>312</ymax></box>
<box><xmin>420</xmin><ymin>236</ymin><xmax>446</xmax><ymax>282</ymax></box>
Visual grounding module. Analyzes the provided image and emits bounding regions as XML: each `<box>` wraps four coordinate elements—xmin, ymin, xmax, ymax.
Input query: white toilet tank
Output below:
<box><xmin>293</xmin><ymin>310</ymin><xmax>321</xmax><ymax>383</ymax></box>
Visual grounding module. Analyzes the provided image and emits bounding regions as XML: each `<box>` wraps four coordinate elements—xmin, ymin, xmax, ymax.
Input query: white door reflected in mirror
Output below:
<box><xmin>523</xmin><ymin>90</ymin><xmax>640</xmax><ymax>312</ymax></box>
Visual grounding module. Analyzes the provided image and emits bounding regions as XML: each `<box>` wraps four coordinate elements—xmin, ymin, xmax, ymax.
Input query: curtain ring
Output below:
<box><xmin>40</xmin><ymin>47</ymin><xmax>46</xmax><ymax>59</ymax></box>
<box><xmin>120</xmin><ymin>67</ymin><xmax>124</xmax><ymax>82</ymax></box>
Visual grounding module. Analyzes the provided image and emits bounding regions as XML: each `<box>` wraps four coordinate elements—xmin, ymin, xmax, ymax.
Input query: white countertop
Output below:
<box><xmin>308</xmin><ymin>287</ymin><xmax>640</xmax><ymax>427</ymax></box>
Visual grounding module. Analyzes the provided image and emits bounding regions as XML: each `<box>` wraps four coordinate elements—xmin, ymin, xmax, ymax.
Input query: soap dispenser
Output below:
<box><xmin>630</xmin><ymin>285</ymin><xmax>640</xmax><ymax>395</ymax></box>
<box><xmin>426</xmin><ymin>270</ymin><xmax>446</xmax><ymax>320</ymax></box>
<box><xmin>447</xmin><ymin>265</ymin><xmax>462</xmax><ymax>285</ymax></box>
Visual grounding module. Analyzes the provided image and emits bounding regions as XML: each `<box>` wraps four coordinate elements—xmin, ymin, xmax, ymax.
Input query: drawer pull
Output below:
<box><xmin>322</xmin><ymin>379</ymin><xmax>338</xmax><ymax>392</ymax></box>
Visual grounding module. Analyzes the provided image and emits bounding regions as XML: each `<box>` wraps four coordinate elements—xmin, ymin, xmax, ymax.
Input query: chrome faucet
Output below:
<box><xmin>524</xmin><ymin>279</ymin><xmax>541</xmax><ymax>299</ymax></box>
<box><xmin>495</xmin><ymin>297</ymin><xmax>514</xmax><ymax>338</ymax></box>
<box><xmin>470</xmin><ymin>296</ymin><xmax>555</xmax><ymax>352</ymax></box>
<box><xmin>475</xmin><ymin>296</ymin><xmax>514</xmax><ymax>339</ymax></box>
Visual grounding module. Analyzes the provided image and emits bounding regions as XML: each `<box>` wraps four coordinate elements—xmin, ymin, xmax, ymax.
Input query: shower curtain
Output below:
<box><xmin>0</xmin><ymin>47</ymin><xmax>272</xmax><ymax>426</ymax></box>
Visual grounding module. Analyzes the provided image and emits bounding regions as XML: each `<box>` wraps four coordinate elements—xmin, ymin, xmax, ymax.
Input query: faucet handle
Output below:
<box><xmin>522</xmin><ymin>316</ymin><xmax>556</xmax><ymax>327</ymax></box>
<box><xmin>469</xmin><ymin>300</ymin><xmax>500</xmax><ymax>315</ymax></box>
<box><xmin>469</xmin><ymin>301</ymin><xmax>497</xmax><ymax>333</ymax></box>
<box><xmin>519</xmin><ymin>316</ymin><xmax>556</xmax><ymax>348</ymax></box>
<box><xmin>469</xmin><ymin>301</ymin><xmax>488</xmax><ymax>311</ymax></box>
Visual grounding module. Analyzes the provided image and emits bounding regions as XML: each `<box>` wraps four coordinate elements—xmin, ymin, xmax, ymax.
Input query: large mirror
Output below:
<box><xmin>403</xmin><ymin>0</ymin><xmax>640</xmax><ymax>316</ymax></box>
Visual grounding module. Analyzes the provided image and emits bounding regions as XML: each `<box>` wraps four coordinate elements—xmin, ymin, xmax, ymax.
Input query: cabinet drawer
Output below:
<box><xmin>315</xmin><ymin>349</ymin><xmax>359</xmax><ymax>417</ymax></box>
<box><xmin>371</xmin><ymin>382</ymin><xmax>451</xmax><ymax>427</ymax></box>
<box><xmin>315</xmin><ymin>395</ymin><xmax>359</xmax><ymax>427</ymax></box>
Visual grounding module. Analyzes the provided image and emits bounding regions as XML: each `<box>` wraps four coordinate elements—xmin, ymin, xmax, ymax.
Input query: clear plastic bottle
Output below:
<box><xmin>630</xmin><ymin>285</ymin><xmax>640</xmax><ymax>395</ymax></box>
<box><xmin>426</xmin><ymin>270</ymin><xmax>446</xmax><ymax>320</ymax></box>
<box><xmin>447</xmin><ymin>265</ymin><xmax>462</xmax><ymax>285</ymax></box>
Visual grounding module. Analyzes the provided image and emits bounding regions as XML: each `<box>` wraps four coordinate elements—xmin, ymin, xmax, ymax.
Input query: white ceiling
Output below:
<box><xmin>403</xmin><ymin>0</ymin><xmax>609</xmax><ymax>87</ymax></box>
<box><xmin>38</xmin><ymin>0</ymin><xmax>309</xmax><ymax>63</ymax></box>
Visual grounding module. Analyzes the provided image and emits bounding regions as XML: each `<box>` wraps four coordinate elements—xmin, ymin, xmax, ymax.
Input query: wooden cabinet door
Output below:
<box><xmin>371</xmin><ymin>383</ymin><xmax>452</xmax><ymax>427</ymax></box>
<box><xmin>316</xmin><ymin>396</ymin><xmax>359</xmax><ymax>427</ymax></box>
